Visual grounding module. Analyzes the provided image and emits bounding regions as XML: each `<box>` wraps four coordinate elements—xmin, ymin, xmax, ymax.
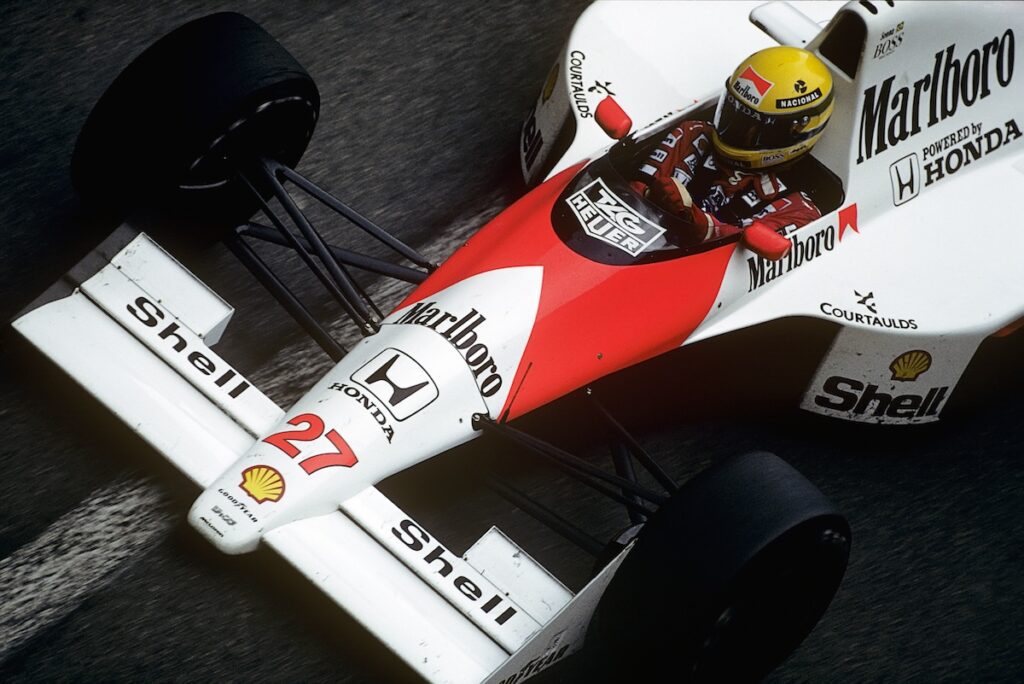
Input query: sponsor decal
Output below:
<box><xmin>723</xmin><ymin>92</ymin><xmax>775</xmax><ymax>123</ymax></box>
<box><xmin>922</xmin><ymin>119</ymin><xmax>1022</xmax><ymax>186</ymax></box>
<box><xmin>541</xmin><ymin>61</ymin><xmax>558</xmax><ymax>104</ymax></box>
<box><xmin>819</xmin><ymin>291</ymin><xmax>919</xmax><ymax>330</ymax></box>
<box><xmin>776</xmin><ymin>87</ymin><xmax>822</xmax><ymax>110</ymax></box>
<box><xmin>351</xmin><ymin>349</ymin><xmax>438</xmax><ymax>421</ymax></box>
<box><xmin>211</xmin><ymin>505</ymin><xmax>236</xmax><ymax>526</ymax></box>
<box><xmin>126</xmin><ymin>295</ymin><xmax>250</xmax><ymax>400</ymax></box>
<box><xmin>890</xmin><ymin>349</ymin><xmax>932</xmax><ymax>381</ymax></box>
<box><xmin>873</xmin><ymin>21</ymin><xmax>906</xmax><ymax>60</ymax></box>
<box><xmin>837</xmin><ymin>203</ymin><xmax>858</xmax><ymax>241</ymax></box>
<box><xmin>239</xmin><ymin>465</ymin><xmax>285</xmax><ymax>504</ymax></box>
<box><xmin>856</xmin><ymin>290</ymin><xmax>877</xmax><ymax>313</ymax></box>
<box><xmin>262</xmin><ymin>413</ymin><xmax>359</xmax><ymax>474</ymax></box>
<box><xmin>394</xmin><ymin>303</ymin><xmax>503</xmax><ymax>397</ymax></box>
<box><xmin>568</xmin><ymin>50</ymin><xmax>591</xmax><ymax>118</ymax></box>
<box><xmin>521</xmin><ymin>105</ymin><xmax>543</xmax><ymax>171</ymax></box>
<box><xmin>857</xmin><ymin>29</ymin><xmax>1015</xmax><ymax>163</ymax></box>
<box><xmin>497</xmin><ymin>645</ymin><xmax>571</xmax><ymax>684</ymax></box>
<box><xmin>889</xmin><ymin>153</ymin><xmax>921</xmax><ymax>205</ymax></box>
<box><xmin>813</xmin><ymin>375</ymin><xmax>949</xmax><ymax>419</ymax></box>
<box><xmin>920</xmin><ymin>121</ymin><xmax>975</xmax><ymax>158</ymax></box>
<box><xmin>327</xmin><ymin>382</ymin><xmax>395</xmax><ymax>442</ymax></box>
<box><xmin>747</xmin><ymin>222</ymin><xmax>836</xmax><ymax>292</ymax></box>
<box><xmin>588</xmin><ymin>80</ymin><xmax>614</xmax><ymax>96</ymax></box>
<box><xmin>218</xmin><ymin>487</ymin><xmax>260</xmax><ymax>523</ymax></box>
<box><xmin>566</xmin><ymin>177</ymin><xmax>666</xmax><ymax>257</ymax></box>
<box><xmin>733</xmin><ymin>65</ymin><xmax>774</xmax><ymax>106</ymax></box>
<box><xmin>392</xmin><ymin>518</ymin><xmax>519</xmax><ymax>627</ymax></box>
<box><xmin>196</xmin><ymin>516</ymin><xmax>224</xmax><ymax>538</ymax></box>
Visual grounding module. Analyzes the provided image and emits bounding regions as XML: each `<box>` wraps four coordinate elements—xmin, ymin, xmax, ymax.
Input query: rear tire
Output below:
<box><xmin>71</xmin><ymin>12</ymin><xmax>319</xmax><ymax>222</ymax></box>
<box><xmin>587</xmin><ymin>452</ymin><xmax>850</xmax><ymax>682</ymax></box>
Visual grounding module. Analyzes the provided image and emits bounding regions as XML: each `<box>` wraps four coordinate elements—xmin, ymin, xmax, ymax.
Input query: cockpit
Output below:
<box><xmin>551</xmin><ymin>101</ymin><xmax>845</xmax><ymax>266</ymax></box>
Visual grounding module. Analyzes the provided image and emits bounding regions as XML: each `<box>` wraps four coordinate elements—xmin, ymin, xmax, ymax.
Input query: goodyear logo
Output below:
<box><xmin>240</xmin><ymin>465</ymin><xmax>285</xmax><ymax>503</ymax></box>
<box><xmin>889</xmin><ymin>350</ymin><xmax>932</xmax><ymax>381</ymax></box>
<box><xmin>567</xmin><ymin>178</ymin><xmax>665</xmax><ymax>257</ymax></box>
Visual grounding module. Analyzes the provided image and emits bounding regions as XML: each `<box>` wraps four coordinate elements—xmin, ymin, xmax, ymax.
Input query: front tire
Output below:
<box><xmin>587</xmin><ymin>451</ymin><xmax>850</xmax><ymax>682</ymax></box>
<box><xmin>71</xmin><ymin>12</ymin><xmax>319</xmax><ymax>221</ymax></box>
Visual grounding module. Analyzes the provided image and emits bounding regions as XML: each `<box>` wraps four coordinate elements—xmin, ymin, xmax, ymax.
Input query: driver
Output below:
<box><xmin>634</xmin><ymin>46</ymin><xmax>834</xmax><ymax>249</ymax></box>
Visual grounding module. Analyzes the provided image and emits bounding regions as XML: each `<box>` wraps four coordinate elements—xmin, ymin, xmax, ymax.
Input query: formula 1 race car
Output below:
<box><xmin>11</xmin><ymin>1</ymin><xmax>1022</xmax><ymax>682</ymax></box>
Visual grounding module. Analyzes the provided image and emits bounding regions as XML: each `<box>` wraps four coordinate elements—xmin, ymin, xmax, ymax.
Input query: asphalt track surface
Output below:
<box><xmin>1</xmin><ymin>2</ymin><xmax>1022</xmax><ymax>682</ymax></box>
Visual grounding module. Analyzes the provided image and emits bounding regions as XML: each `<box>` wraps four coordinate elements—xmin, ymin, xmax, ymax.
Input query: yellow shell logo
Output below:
<box><xmin>890</xmin><ymin>350</ymin><xmax>932</xmax><ymax>381</ymax></box>
<box><xmin>240</xmin><ymin>465</ymin><xmax>284</xmax><ymax>503</ymax></box>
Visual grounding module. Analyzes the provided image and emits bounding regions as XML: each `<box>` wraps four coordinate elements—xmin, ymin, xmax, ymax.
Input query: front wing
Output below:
<box><xmin>11</xmin><ymin>227</ymin><xmax>628</xmax><ymax>684</ymax></box>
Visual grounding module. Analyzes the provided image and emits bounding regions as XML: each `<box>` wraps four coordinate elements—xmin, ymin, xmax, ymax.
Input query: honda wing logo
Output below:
<box><xmin>351</xmin><ymin>348</ymin><xmax>439</xmax><ymax>420</ymax></box>
<box><xmin>889</xmin><ymin>153</ymin><xmax>921</xmax><ymax>206</ymax></box>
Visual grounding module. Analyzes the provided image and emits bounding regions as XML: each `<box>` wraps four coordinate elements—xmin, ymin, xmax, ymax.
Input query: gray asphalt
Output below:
<box><xmin>1</xmin><ymin>2</ymin><xmax>1022</xmax><ymax>682</ymax></box>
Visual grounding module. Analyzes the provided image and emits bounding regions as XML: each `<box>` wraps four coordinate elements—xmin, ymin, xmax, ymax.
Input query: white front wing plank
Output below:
<box><xmin>12</xmin><ymin>229</ymin><xmax>609</xmax><ymax>683</ymax></box>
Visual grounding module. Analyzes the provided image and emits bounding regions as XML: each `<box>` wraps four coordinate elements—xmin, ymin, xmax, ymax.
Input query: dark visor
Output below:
<box><xmin>714</xmin><ymin>86</ymin><xmax>833</xmax><ymax>151</ymax></box>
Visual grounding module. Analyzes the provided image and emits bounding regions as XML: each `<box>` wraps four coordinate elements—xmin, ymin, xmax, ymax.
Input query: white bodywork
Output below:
<box><xmin>13</xmin><ymin>226</ymin><xmax>623</xmax><ymax>683</ymax></box>
<box><xmin>13</xmin><ymin>1</ymin><xmax>1024</xmax><ymax>682</ymax></box>
<box><xmin>523</xmin><ymin>0</ymin><xmax>1024</xmax><ymax>425</ymax></box>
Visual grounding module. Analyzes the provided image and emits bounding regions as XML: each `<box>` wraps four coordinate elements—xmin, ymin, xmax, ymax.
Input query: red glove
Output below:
<box><xmin>648</xmin><ymin>176</ymin><xmax>689</xmax><ymax>215</ymax></box>
<box><xmin>647</xmin><ymin>177</ymin><xmax>718</xmax><ymax>239</ymax></box>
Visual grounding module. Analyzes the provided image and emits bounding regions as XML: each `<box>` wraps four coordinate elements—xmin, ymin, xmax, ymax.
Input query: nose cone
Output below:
<box><xmin>187</xmin><ymin>323</ymin><xmax>490</xmax><ymax>555</ymax></box>
<box><xmin>189</xmin><ymin>484</ymin><xmax>266</xmax><ymax>554</ymax></box>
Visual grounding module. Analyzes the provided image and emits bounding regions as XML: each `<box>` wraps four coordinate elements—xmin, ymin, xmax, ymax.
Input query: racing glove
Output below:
<box><xmin>648</xmin><ymin>176</ymin><xmax>717</xmax><ymax>240</ymax></box>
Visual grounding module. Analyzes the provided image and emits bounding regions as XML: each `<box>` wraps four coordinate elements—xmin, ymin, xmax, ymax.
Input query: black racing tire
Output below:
<box><xmin>586</xmin><ymin>451</ymin><xmax>850</xmax><ymax>682</ymax></box>
<box><xmin>71</xmin><ymin>12</ymin><xmax>319</xmax><ymax>223</ymax></box>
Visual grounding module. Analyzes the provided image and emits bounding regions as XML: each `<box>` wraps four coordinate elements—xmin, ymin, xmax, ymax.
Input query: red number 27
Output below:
<box><xmin>262</xmin><ymin>413</ymin><xmax>359</xmax><ymax>474</ymax></box>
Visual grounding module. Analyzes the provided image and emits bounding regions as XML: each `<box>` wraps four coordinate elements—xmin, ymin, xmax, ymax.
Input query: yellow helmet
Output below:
<box><xmin>712</xmin><ymin>46</ymin><xmax>834</xmax><ymax>169</ymax></box>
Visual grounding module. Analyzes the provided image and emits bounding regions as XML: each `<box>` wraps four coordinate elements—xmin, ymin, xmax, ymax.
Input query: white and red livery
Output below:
<box><xmin>12</xmin><ymin>2</ymin><xmax>1023</xmax><ymax>682</ymax></box>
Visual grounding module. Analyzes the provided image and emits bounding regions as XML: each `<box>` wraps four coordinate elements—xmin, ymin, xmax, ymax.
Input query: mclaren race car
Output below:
<box><xmin>11</xmin><ymin>1</ymin><xmax>1023</xmax><ymax>682</ymax></box>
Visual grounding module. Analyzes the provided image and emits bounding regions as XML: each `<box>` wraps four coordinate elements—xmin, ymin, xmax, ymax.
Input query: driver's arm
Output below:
<box><xmin>635</xmin><ymin>121</ymin><xmax>711</xmax><ymax>187</ymax></box>
<box><xmin>743</xmin><ymin>191</ymin><xmax>821</xmax><ymax>232</ymax></box>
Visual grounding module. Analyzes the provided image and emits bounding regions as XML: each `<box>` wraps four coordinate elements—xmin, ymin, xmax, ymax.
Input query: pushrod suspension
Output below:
<box><xmin>473</xmin><ymin>416</ymin><xmax>665</xmax><ymax>514</ymax></box>
<box><xmin>275</xmin><ymin>163</ymin><xmax>436</xmax><ymax>271</ymax></box>
<box><xmin>609</xmin><ymin>440</ymin><xmax>647</xmax><ymax>525</ymax></box>
<box><xmin>235</xmin><ymin>167</ymin><xmax>376</xmax><ymax>335</ymax></box>
<box><xmin>486</xmin><ymin>477</ymin><xmax>605</xmax><ymax>557</ymax></box>
<box><xmin>248</xmin><ymin>158</ymin><xmax>379</xmax><ymax>334</ymax></box>
<box><xmin>588</xmin><ymin>391</ymin><xmax>679</xmax><ymax>494</ymax></box>
<box><xmin>239</xmin><ymin>223</ymin><xmax>427</xmax><ymax>284</ymax></box>
<box><xmin>225</xmin><ymin>231</ymin><xmax>346</xmax><ymax>361</ymax></box>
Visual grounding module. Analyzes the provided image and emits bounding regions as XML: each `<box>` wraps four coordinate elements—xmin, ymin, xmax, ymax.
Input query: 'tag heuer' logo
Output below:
<box><xmin>733</xmin><ymin>65</ymin><xmax>774</xmax><ymax>106</ymax></box>
<box><xmin>240</xmin><ymin>465</ymin><xmax>285</xmax><ymax>503</ymax></box>
<box><xmin>567</xmin><ymin>178</ymin><xmax>665</xmax><ymax>257</ymax></box>
<box><xmin>890</xmin><ymin>350</ymin><xmax>932</xmax><ymax>381</ymax></box>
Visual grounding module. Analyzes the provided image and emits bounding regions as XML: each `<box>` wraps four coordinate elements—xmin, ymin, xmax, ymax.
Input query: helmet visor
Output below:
<box><xmin>714</xmin><ymin>87</ymin><xmax>833</xmax><ymax>151</ymax></box>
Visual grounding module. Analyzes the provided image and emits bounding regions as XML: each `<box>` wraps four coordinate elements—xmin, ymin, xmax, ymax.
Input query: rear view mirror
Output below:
<box><xmin>595</xmin><ymin>96</ymin><xmax>633</xmax><ymax>140</ymax></box>
<box><xmin>742</xmin><ymin>222</ymin><xmax>792</xmax><ymax>261</ymax></box>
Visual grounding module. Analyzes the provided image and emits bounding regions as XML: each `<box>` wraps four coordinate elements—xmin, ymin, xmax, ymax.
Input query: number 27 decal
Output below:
<box><xmin>263</xmin><ymin>413</ymin><xmax>358</xmax><ymax>474</ymax></box>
